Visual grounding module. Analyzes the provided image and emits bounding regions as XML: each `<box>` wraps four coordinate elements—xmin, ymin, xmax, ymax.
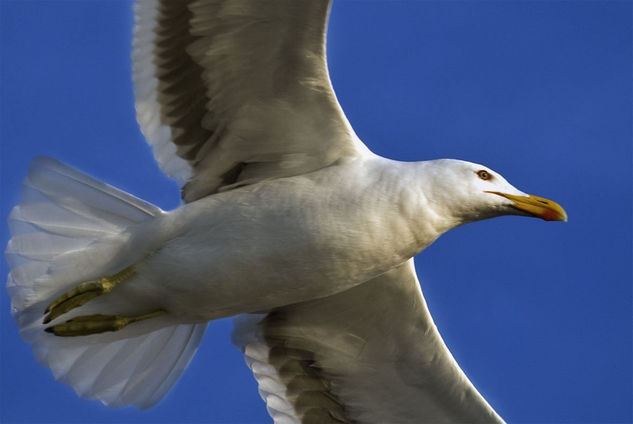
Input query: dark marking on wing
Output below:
<box><xmin>263</xmin><ymin>311</ymin><xmax>352</xmax><ymax>423</ymax></box>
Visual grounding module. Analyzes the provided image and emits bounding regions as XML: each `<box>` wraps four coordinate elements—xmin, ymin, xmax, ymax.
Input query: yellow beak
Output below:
<box><xmin>486</xmin><ymin>191</ymin><xmax>567</xmax><ymax>222</ymax></box>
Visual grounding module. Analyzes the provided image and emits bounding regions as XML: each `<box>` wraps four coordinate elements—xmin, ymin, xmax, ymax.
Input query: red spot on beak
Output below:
<box><xmin>542</xmin><ymin>209</ymin><xmax>562</xmax><ymax>222</ymax></box>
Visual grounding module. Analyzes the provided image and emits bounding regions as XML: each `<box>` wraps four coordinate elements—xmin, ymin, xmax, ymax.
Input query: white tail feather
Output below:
<box><xmin>5</xmin><ymin>157</ymin><xmax>207</xmax><ymax>409</ymax></box>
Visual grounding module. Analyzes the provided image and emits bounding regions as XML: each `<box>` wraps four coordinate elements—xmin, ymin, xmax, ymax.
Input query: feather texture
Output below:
<box><xmin>233</xmin><ymin>260</ymin><xmax>504</xmax><ymax>424</ymax></box>
<box><xmin>6</xmin><ymin>157</ymin><xmax>207</xmax><ymax>409</ymax></box>
<box><xmin>132</xmin><ymin>0</ymin><xmax>367</xmax><ymax>202</ymax></box>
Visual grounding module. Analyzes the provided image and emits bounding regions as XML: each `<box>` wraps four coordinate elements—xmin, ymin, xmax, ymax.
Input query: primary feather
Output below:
<box><xmin>133</xmin><ymin>0</ymin><xmax>365</xmax><ymax>202</ymax></box>
<box><xmin>233</xmin><ymin>260</ymin><xmax>503</xmax><ymax>424</ymax></box>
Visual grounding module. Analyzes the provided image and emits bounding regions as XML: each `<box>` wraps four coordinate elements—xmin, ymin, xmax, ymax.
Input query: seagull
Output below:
<box><xmin>5</xmin><ymin>1</ymin><xmax>567</xmax><ymax>423</ymax></box>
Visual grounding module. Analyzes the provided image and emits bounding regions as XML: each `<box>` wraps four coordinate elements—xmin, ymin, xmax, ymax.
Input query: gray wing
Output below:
<box><xmin>233</xmin><ymin>259</ymin><xmax>504</xmax><ymax>424</ymax></box>
<box><xmin>133</xmin><ymin>0</ymin><xmax>367</xmax><ymax>202</ymax></box>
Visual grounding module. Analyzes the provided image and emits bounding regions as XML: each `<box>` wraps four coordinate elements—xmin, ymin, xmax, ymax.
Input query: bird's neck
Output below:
<box><xmin>369</xmin><ymin>159</ymin><xmax>463</xmax><ymax>256</ymax></box>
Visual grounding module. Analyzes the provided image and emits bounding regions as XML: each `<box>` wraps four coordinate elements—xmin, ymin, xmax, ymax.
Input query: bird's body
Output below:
<box><xmin>5</xmin><ymin>0</ymin><xmax>567</xmax><ymax>421</ymax></box>
<box><xmin>137</xmin><ymin>156</ymin><xmax>425</xmax><ymax>320</ymax></box>
<box><xmin>66</xmin><ymin>156</ymin><xmax>465</xmax><ymax>323</ymax></box>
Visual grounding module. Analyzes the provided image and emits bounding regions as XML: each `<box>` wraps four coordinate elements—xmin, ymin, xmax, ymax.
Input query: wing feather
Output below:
<box><xmin>233</xmin><ymin>260</ymin><xmax>504</xmax><ymax>424</ymax></box>
<box><xmin>133</xmin><ymin>0</ymin><xmax>367</xmax><ymax>202</ymax></box>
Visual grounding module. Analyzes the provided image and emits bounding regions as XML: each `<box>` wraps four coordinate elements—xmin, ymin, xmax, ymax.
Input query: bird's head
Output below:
<box><xmin>420</xmin><ymin>159</ymin><xmax>567</xmax><ymax>226</ymax></box>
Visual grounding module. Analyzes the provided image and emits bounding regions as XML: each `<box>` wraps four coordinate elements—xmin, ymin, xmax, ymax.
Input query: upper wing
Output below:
<box><xmin>133</xmin><ymin>0</ymin><xmax>367</xmax><ymax>202</ymax></box>
<box><xmin>233</xmin><ymin>259</ymin><xmax>504</xmax><ymax>424</ymax></box>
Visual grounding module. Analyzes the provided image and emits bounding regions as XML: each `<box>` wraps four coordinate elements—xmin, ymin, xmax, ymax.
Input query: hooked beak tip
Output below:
<box><xmin>486</xmin><ymin>191</ymin><xmax>567</xmax><ymax>222</ymax></box>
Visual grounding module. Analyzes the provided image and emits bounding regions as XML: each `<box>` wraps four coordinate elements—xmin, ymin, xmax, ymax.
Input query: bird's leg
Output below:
<box><xmin>43</xmin><ymin>266</ymin><xmax>136</xmax><ymax>324</ymax></box>
<box><xmin>45</xmin><ymin>310</ymin><xmax>166</xmax><ymax>337</ymax></box>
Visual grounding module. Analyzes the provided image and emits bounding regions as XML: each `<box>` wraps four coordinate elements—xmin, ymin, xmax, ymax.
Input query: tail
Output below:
<box><xmin>5</xmin><ymin>157</ymin><xmax>207</xmax><ymax>409</ymax></box>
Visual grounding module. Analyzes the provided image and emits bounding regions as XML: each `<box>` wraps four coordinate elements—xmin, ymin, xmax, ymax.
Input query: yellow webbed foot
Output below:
<box><xmin>43</xmin><ymin>266</ymin><xmax>136</xmax><ymax>324</ymax></box>
<box><xmin>45</xmin><ymin>310</ymin><xmax>165</xmax><ymax>337</ymax></box>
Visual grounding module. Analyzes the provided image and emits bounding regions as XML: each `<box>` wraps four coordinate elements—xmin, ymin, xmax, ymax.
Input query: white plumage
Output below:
<box><xmin>232</xmin><ymin>260</ymin><xmax>504</xmax><ymax>423</ymax></box>
<box><xmin>7</xmin><ymin>157</ymin><xmax>207</xmax><ymax>409</ymax></box>
<box><xmin>5</xmin><ymin>1</ymin><xmax>566</xmax><ymax>422</ymax></box>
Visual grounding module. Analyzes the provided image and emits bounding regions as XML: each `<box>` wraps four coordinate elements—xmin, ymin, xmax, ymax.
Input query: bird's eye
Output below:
<box><xmin>476</xmin><ymin>170</ymin><xmax>491</xmax><ymax>180</ymax></box>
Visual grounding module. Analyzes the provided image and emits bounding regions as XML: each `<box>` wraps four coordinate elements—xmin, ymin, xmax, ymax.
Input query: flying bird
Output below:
<box><xmin>5</xmin><ymin>1</ymin><xmax>567</xmax><ymax>423</ymax></box>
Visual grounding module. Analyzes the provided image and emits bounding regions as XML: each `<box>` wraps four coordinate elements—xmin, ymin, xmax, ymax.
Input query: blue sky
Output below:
<box><xmin>1</xmin><ymin>1</ymin><xmax>631</xmax><ymax>423</ymax></box>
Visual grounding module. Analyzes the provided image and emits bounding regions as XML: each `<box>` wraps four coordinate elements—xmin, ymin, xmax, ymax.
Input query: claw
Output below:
<box><xmin>43</xmin><ymin>266</ymin><xmax>136</xmax><ymax>324</ymax></box>
<box><xmin>45</xmin><ymin>310</ymin><xmax>165</xmax><ymax>337</ymax></box>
